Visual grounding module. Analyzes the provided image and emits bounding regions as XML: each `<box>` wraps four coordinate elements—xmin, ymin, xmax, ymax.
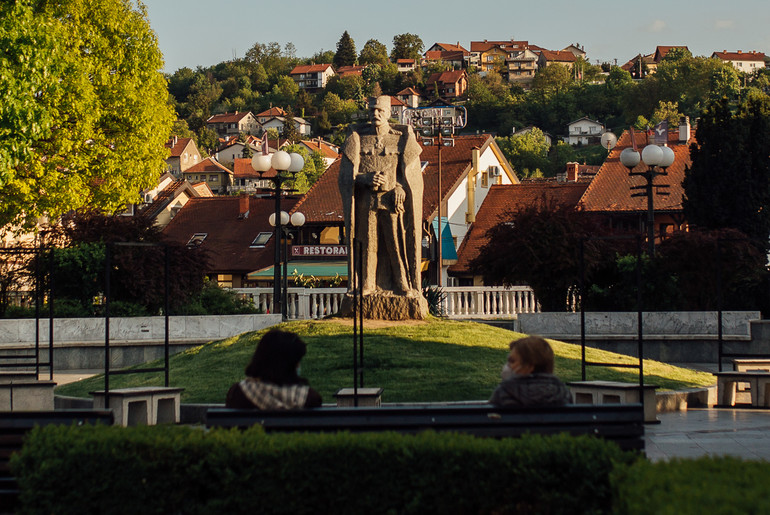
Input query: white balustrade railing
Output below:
<box><xmin>233</xmin><ymin>286</ymin><xmax>538</xmax><ymax>320</ymax></box>
<box><xmin>442</xmin><ymin>286</ymin><xmax>539</xmax><ymax>319</ymax></box>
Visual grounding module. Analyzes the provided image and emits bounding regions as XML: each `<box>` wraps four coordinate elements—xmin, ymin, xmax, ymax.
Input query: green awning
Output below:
<box><xmin>431</xmin><ymin>216</ymin><xmax>458</xmax><ymax>260</ymax></box>
<box><xmin>248</xmin><ymin>260</ymin><xmax>348</xmax><ymax>280</ymax></box>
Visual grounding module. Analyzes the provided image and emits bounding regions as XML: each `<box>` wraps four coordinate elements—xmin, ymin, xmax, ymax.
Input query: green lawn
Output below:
<box><xmin>55</xmin><ymin>318</ymin><xmax>716</xmax><ymax>404</ymax></box>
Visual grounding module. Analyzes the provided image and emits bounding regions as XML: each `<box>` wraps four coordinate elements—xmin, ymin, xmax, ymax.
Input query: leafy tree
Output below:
<box><xmin>284</xmin><ymin>145</ymin><xmax>324</xmax><ymax>193</ymax></box>
<box><xmin>282</xmin><ymin>109</ymin><xmax>301</xmax><ymax>143</ymax></box>
<box><xmin>532</xmin><ymin>64</ymin><xmax>573</xmax><ymax>94</ymax></box>
<box><xmin>0</xmin><ymin>0</ymin><xmax>175</xmax><ymax>229</ymax></box>
<box><xmin>359</xmin><ymin>39</ymin><xmax>389</xmax><ymax>66</ymax></box>
<box><xmin>195</xmin><ymin>127</ymin><xmax>218</xmax><ymax>156</ymax></box>
<box><xmin>390</xmin><ymin>33</ymin><xmax>424</xmax><ymax>61</ymax></box>
<box><xmin>333</xmin><ymin>31</ymin><xmax>357</xmax><ymax>68</ymax></box>
<box><xmin>650</xmin><ymin>100</ymin><xmax>683</xmax><ymax>127</ymax></box>
<box><xmin>325</xmin><ymin>75</ymin><xmax>366</xmax><ymax>101</ymax></box>
<box><xmin>496</xmin><ymin>128</ymin><xmax>550</xmax><ymax>178</ymax></box>
<box><xmin>316</xmin><ymin>109</ymin><xmax>331</xmax><ymax>134</ymax></box>
<box><xmin>321</xmin><ymin>92</ymin><xmax>357</xmax><ymax>125</ymax></box>
<box><xmin>171</xmin><ymin>120</ymin><xmax>195</xmax><ymax>139</ymax></box>
<box><xmin>307</xmin><ymin>49</ymin><xmax>336</xmax><ymax>65</ymax></box>
<box><xmin>245</xmin><ymin>41</ymin><xmax>298</xmax><ymax>81</ymax></box>
<box><xmin>683</xmin><ymin>94</ymin><xmax>770</xmax><ymax>251</ymax></box>
<box><xmin>471</xmin><ymin>202</ymin><xmax>611</xmax><ymax>311</ymax></box>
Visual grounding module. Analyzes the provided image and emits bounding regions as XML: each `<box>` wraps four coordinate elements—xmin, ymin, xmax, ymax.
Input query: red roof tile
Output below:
<box><xmin>290</xmin><ymin>64</ymin><xmax>333</xmax><ymax>75</ymax></box>
<box><xmin>396</xmin><ymin>87</ymin><xmax>420</xmax><ymax>96</ymax></box>
<box><xmin>712</xmin><ymin>50</ymin><xmax>766</xmax><ymax>61</ymax></box>
<box><xmin>470</xmin><ymin>40</ymin><xmax>529</xmax><ymax>53</ymax></box>
<box><xmin>425</xmin><ymin>70</ymin><xmax>467</xmax><ymax>85</ymax></box>
<box><xmin>256</xmin><ymin>107</ymin><xmax>287</xmax><ymax>118</ymax></box>
<box><xmin>336</xmin><ymin>65</ymin><xmax>366</xmax><ymax>76</ymax></box>
<box><xmin>165</xmin><ymin>137</ymin><xmax>193</xmax><ymax>157</ymax></box>
<box><xmin>539</xmin><ymin>49</ymin><xmax>578</xmax><ymax>62</ymax></box>
<box><xmin>579</xmin><ymin>129</ymin><xmax>694</xmax><ymax>213</ymax></box>
<box><xmin>654</xmin><ymin>46</ymin><xmax>689</xmax><ymax>62</ymax></box>
<box><xmin>206</xmin><ymin>112</ymin><xmax>254</xmax><ymax>124</ymax></box>
<box><xmin>233</xmin><ymin>158</ymin><xmax>262</xmax><ymax>179</ymax></box>
<box><xmin>162</xmin><ymin>196</ymin><xmax>299</xmax><ymax>274</ymax></box>
<box><xmin>450</xmin><ymin>182</ymin><xmax>589</xmax><ymax>275</ymax></box>
<box><xmin>185</xmin><ymin>157</ymin><xmax>233</xmax><ymax>174</ymax></box>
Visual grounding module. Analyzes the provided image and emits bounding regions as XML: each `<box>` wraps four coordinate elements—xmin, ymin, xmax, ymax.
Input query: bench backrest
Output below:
<box><xmin>206</xmin><ymin>404</ymin><xmax>645</xmax><ymax>452</ymax></box>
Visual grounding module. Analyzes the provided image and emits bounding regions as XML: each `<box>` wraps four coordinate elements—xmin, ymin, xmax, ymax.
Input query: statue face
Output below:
<box><xmin>370</xmin><ymin>106</ymin><xmax>389</xmax><ymax>128</ymax></box>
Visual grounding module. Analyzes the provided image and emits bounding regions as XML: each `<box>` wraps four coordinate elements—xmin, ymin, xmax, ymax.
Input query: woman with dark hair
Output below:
<box><xmin>225</xmin><ymin>330</ymin><xmax>322</xmax><ymax>409</ymax></box>
<box><xmin>490</xmin><ymin>336</ymin><xmax>572</xmax><ymax>407</ymax></box>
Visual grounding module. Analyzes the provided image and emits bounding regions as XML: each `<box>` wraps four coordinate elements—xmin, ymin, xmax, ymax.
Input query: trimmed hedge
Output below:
<box><xmin>612</xmin><ymin>456</ymin><xmax>770</xmax><ymax>514</ymax></box>
<box><xmin>11</xmin><ymin>425</ymin><xmax>638</xmax><ymax>515</ymax></box>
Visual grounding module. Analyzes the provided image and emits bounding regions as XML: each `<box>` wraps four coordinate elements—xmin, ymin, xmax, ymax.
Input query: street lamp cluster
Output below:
<box><xmin>251</xmin><ymin>150</ymin><xmax>305</xmax><ymax>317</ymax></box>
<box><xmin>619</xmin><ymin>143</ymin><xmax>675</xmax><ymax>256</ymax></box>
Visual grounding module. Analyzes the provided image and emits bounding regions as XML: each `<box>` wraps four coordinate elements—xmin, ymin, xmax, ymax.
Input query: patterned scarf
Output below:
<box><xmin>239</xmin><ymin>378</ymin><xmax>310</xmax><ymax>410</ymax></box>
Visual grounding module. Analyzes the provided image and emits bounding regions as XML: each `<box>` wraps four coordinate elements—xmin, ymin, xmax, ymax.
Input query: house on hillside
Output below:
<box><xmin>162</xmin><ymin>195</ymin><xmax>302</xmax><ymax>288</ymax></box>
<box><xmin>216</xmin><ymin>137</ymin><xmax>261</xmax><ymax>166</ymax></box>
<box><xmin>336</xmin><ymin>65</ymin><xmax>367</xmax><ymax>77</ymax></box>
<box><xmin>537</xmin><ymin>49</ymin><xmax>578</xmax><ymax>70</ymax></box>
<box><xmin>622</xmin><ymin>46</ymin><xmax>689</xmax><ymax>78</ymax></box>
<box><xmin>165</xmin><ymin>136</ymin><xmax>201</xmax><ymax>175</ymax></box>
<box><xmin>469</xmin><ymin>39</ymin><xmax>530</xmax><ymax>69</ymax></box>
<box><xmin>506</xmin><ymin>49</ymin><xmax>539</xmax><ymax>87</ymax></box>
<box><xmin>395</xmin><ymin>59</ymin><xmax>417</xmax><ymax>73</ymax></box>
<box><xmin>561</xmin><ymin>43</ymin><xmax>587</xmax><ymax>59</ymax></box>
<box><xmin>423</xmin><ymin>43</ymin><xmax>469</xmax><ymax>69</ymax></box>
<box><xmin>256</xmin><ymin>107</ymin><xmax>287</xmax><ymax>125</ymax></box>
<box><xmin>579</xmin><ymin>119</ymin><xmax>693</xmax><ymax>240</ymax></box>
<box><xmin>424</xmin><ymin>70</ymin><xmax>469</xmax><ymax>100</ymax></box>
<box><xmin>231</xmin><ymin>158</ymin><xmax>275</xmax><ymax>193</ymax></box>
<box><xmin>290</xmin><ymin>134</ymin><xmax>518</xmax><ymax>286</ymax></box>
<box><xmin>449</xmin><ymin>181</ymin><xmax>590</xmax><ymax>285</ymax></box>
<box><xmin>289</xmin><ymin>63</ymin><xmax>335</xmax><ymax>92</ymax></box>
<box><xmin>566</xmin><ymin>117</ymin><xmax>605</xmax><ymax>145</ymax></box>
<box><xmin>135</xmin><ymin>177</ymin><xmax>206</xmax><ymax>229</ymax></box>
<box><xmin>181</xmin><ymin>157</ymin><xmax>233</xmax><ymax>194</ymax></box>
<box><xmin>295</xmin><ymin>138</ymin><xmax>339</xmax><ymax>169</ymax></box>
<box><xmin>711</xmin><ymin>50</ymin><xmax>767</xmax><ymax>73</ymax></box>
<box><xmin>396</xmin><ymin>87</ymin><xmax>421</xmax><ymax>108</ymax></box>
<box><xmin>206</xmin><ymin>112</ymin><xmax>261</xmax><ymax>139</ymax></box>
<box><xmin>260</xmin><ymin>116</ymin><xmax>312</xmax><ymax>137</ymax></box>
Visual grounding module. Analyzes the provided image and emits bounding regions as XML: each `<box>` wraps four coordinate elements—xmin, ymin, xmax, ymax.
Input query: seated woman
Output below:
<box><xmin>226</xmin><ymin>329</ymin><xmax>322</xmax><ymax>409</ymax></box>
<box><xmin>490</xmin><ymin>336</ymin><xmax>572</xmax><ymax>407</ymax></box>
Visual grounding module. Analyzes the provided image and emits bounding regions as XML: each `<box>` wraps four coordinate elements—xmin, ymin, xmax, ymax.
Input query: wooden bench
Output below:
<box><xmin>90</xmin><ymin>387</ymin><xmax>184</xmax><ymax>426</ymax></box>
<box><xmin>0</xmin><ymin>409</ymin><xmax>114</xmax><ymax>511</ymax></box>
<box><xmin>206</xmin><ymin>404</ymin><xmax>646</xmax><ymax>452</ymax></box>
<box><xmin>567</xmin><ymin>381</ymin><xmax>659</xmax><ymax>423</ymax></box>
<box><xmin>714</xmin><ymin>371</ymin><xmax>770</xmax><ymax>407</ymax></box>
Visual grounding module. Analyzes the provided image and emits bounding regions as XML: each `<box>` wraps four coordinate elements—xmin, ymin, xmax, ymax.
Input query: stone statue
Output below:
<box><xmin>338</xmin><ymin>96</ymin><xmax>428</xmax><ymax>319</ymax></box>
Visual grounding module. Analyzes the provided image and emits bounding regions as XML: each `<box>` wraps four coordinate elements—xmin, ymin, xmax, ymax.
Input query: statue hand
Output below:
<box><xmin>394</xmin><ymin>185</ymin><xmax>405</xmax><ymax>213</ymax></box>
<box><xmin>372</xmin><ymin>172</ymin><xmax>386</xmax><ymax>189</ymax></box>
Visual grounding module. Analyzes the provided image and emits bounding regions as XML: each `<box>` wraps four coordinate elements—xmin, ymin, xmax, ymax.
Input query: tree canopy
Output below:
<box><xmin>333</xmin><ymin>31</ymin><xmax>356</xmax><ymax>69</ymax></box>
<box><xmin>359</xmin><ymin>39</ymin><xmax>389</xmax><ymax>66</ymax></box>
<box><xmin>390</xmin><ymin>33</ymin><xmax>424</xmax><ymax>61</ymax></box>
<box><xmin>0</xmin><ymin>0</ymin><xmax>174</xmax><ymax>229</ymax></box>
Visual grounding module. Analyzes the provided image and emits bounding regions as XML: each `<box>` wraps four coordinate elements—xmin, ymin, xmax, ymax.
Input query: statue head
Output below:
<box><xmin>368</xmin><ymin>95</ymin><xmax>391</xmax><ymax>128</ymax></box>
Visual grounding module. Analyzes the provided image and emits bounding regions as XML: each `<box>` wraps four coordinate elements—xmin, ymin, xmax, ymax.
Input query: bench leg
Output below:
<box><xmin>719</xmin><ymin>380</ymin><xmax>737</xmax><ymax>406</ymax></box>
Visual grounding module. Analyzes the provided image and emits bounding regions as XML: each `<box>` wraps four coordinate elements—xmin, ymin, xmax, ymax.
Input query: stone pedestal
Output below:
<box><xmin>339</xmin><ymin>292</ymin><xmax>428</xmax><ymax>320</ymax></box>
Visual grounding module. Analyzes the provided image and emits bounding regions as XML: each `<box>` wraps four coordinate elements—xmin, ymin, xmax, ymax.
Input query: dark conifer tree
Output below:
<box><xmin>333</xmin><ymin>31</ymin><xmax>356</xmax><ymax>68</ymax></box>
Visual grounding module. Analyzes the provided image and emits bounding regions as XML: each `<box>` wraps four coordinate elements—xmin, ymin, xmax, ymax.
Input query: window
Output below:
<box><xmin>481</xmin><ymin>171</ymin><xmax>489</xmax><ymax>188</ymax></box>
<box><xmin>251</xmin><ymin>232</ymin><xmax>272</xmax><ymax>248</ymax></box>
<box><xmin>209</xmin><ymin>175</ymin><xmax>218</xmax><ymax>182</ymax></box>
<box><xmin>187</xmin><ymin>233</ymin><xmax>207</xmax><ymax>247</ymax></box>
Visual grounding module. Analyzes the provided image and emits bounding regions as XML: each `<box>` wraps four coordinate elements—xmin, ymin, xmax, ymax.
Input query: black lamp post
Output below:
<box><xmin>269</xmin><ymin>210</ymin><xmax>305</xmax><ymax>319</ymax></box>
<box><xmin>251</xmin><ymin>150</ymin><xmax>304</xmax><ymax>315</ymax></box>
<box><xmin>619</xmin><ymin>144</ymin><xmax>675</xmax><ymax>256</ymax></box>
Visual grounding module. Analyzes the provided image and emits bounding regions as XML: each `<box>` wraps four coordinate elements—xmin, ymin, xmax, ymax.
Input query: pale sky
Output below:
<box><xmin>140</xmin><ymin>0</ymin><xmax>770</xmax><ymax>74</ymax></box>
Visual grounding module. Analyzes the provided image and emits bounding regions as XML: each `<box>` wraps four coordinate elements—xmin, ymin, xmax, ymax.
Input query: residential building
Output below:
<box><xmin>294</xmin><ymin>138</ymin><xmax>339</xmax><ymax>169</ymax></box>
<box><xmin>711</xmin><ymin>50</ymin><xmax>767</xmax><ymax>73</ymax></box>
<box><xmin>506</xmin><ymin>49</ymin><xmax>539</xmax><ymax>87</ymax></box>
<box><xmin>336</xmin><ymin>65</ymin><xmax>367</xmax><ymax>77</ymax></box>
<box><xmin>561</xmin><ymin>43</ymin><xmax>587</xmax><ymax>59</ymax></box>
<box><xmin>537</xmin><ymin>49</ymin><xmax>578</xmax><ymax>70</ymax></box>
<box><xmin>623</xmin><ymin>46</ymin><xmax>689</xmax><ymax>78</ymax></box>
<box><xmin>396</xmin><ymin>87</ymin><xmax>421</xmax><ymax>108</ymax></box>
<box><xmin>469</xmin><ymin>40</ymin><xmax>530</xmax><ymax>68</ymax></box>
<box><xmin>475</xmin><ymin>43</ymin><xmax>509</xmax><ymax>74</ymax></box>
<box><xmin>423</xmin><ymin>43</ymin><xmax>469</xmax><ymax>69</ymax></box>
<box><xmin>566</xmin><ymin>117</ymin><xmax>605</xmax><ymax>145</ymax></box>
<box><xmin>162</xmin><ymin>195</ymin><xmax>301</xmax><ymax>288</ymax></box>
<box><xmin>230</xmin><ymin>158</ymin><xmax>275</xmax><ymax>193</ymax></box>
<box><xmin>135</xmin><ymin>177</ymin><xmax>207</xmax><ymax>229</ymax></box>
<box><xmin>165</xmin><ymin>136</ymin><xmax>201</xmax><ymax>175</ymax></box>
<box><xmin>449</xmin><ymin>181</ymin><xmax>590</xmax><ymax>285</ymax></box>
<box><xmin>205</xmin><ymin>111</ymin><xmax>261</xmax><ymax>139</ymax></box>
<box><xmin>424</xmin><ymin>70</ymin><xmax>469</xmax><ymax>100</ymax></box>
<box><xmin>389</xmin><ymin>95</ymin><xmax>408</xmax><ymax>123</ymax></box>
<box><xmin>181</xmin><ymin>157</ymin><xmax>233</xmax><ymax>194</ymax></box>
<box><xmin>395</xmin><ymin>59</ymin><xmax>417</xmax><ymax>73</ymax></box>
<box><xmin>255</xmin><ymin>107</ymin><xmax>288</xmax><ymax>125</ymax></box>
<box><xmin>216</xmin><ymin>137</ymin><xmax>261</xmax><ymax>166</ymax></box>
<box><xmin>579</xmin><ymin>124</ymin><xmax>693</xmax><ymax>240</ymax></box>
<box><xmin>289</xmin><ymin>63</ymin><xmax>335</xmax><ymax>92</ymax></box>
<box><xmin>260</xmin><ymin>116</ymin><xmax>312</xmax><ymax>137</ymax></box>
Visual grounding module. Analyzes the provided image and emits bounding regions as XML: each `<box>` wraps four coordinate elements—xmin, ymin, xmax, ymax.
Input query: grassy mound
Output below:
<box><xmin>55</xmin><ymin>318</ymin><xmax>715</xmax><ymax>404</ymax></box>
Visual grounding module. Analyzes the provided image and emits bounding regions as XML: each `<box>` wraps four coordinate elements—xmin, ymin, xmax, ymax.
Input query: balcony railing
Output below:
<box><xmin>233</xmin><ymin>286</ymin><xmax>538</xmax><ymax>320</ymax></box>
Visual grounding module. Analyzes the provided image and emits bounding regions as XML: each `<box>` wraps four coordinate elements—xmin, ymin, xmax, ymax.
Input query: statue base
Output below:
<box><xmin>339</xmin><ymin>291</ymin><xmax>429</xmax><ymax>321</ymax></box>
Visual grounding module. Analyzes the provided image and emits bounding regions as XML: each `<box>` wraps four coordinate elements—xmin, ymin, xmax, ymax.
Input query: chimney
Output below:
<box><xmin>566</xmin><ymin>162</ymin><xmax>579</xmax><ymax>182</ymax></box>
<box><xmin>238</xmin><ymin>193</ymin><xmax>249</xmax><ymax>218</ymax></box>
<box><xmin>173</xmin><ymin>135</ymin><xmax>178</xmax><ymax>146</ymax></box>
<box><xmin>679</xmin><ymin>116</ymin><xmax>691</xmax><ymax>144</ymax></box>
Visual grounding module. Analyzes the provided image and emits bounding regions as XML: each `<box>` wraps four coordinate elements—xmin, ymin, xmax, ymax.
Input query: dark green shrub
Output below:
<box><xmin>422</xmin><ymin>284</ymin><xmax>446</xmax><ymax>316</ymax></box>
<box><xmin>175</xmin><ymin>280</ymin><xmax>258</xmax><ymax>315</ymax></box>
<box><xmin>612</xmin><ymin>456</ymin><xmax>770</xmax><ymax>514</ymax></box>
<box><xmin>105</xmin><ymin>300</ymin><xmax>149</xmax><ymax>317</ymax></box>
<box><xmin>12</xmin><ymin>424</ymin><xmax>638</xmax><ymax>515</ymax></box>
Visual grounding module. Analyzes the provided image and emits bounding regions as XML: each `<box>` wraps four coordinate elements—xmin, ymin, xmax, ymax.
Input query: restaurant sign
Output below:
<box><xmin>291</xmin><ymin>245</ymin><xmax>348</xmax><ymax>257</ymax></box>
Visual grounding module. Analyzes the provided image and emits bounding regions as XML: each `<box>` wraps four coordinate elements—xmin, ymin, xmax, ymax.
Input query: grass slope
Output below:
<box><xmin>55</xmin><ymin>318</ymin><xmax>715</xmax><ymax>404</ymax></box>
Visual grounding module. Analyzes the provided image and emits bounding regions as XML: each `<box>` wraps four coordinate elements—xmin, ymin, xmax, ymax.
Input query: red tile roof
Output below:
<box><xmin>579</xmin><ymin>129</ymin><xmax>694</xmax><ymax>213</ymax></box>
<box><xmin>450</xmin><ymin>182</ymin><xmax>589</xmax><ymax>275</ymax></box>
<box><xmin>396</xmin><ymin>87</ymin><xmax>420</xmax><ymax>96</ymax></box>
<box><xmin>185</xmin><ymin>157</ymin><xmax>233</xmax><ymax>174</ymax></box>
<box><xmin>256</xmin><ymin>107</ymin><xmax>287</xmax><ymax>118</ymax></box>
<box><xmin>539</xmin><ymin>49</ymin><xmax>578</xmax><ymax>63</ymax></box>
<box><xmin>233</xmin><ymin>158</ymin><xmax>261</xmax><ymax>179</ymax></box>
<box><xmin>290</xmin><ymin>64</ymin><xmax>333</xmax><ymax>75</ymax></box>
<box><xmin>162</xmin><ymin>195</ymin><xmax>300</xmax><ymax>274</ymax></box>
<box><xmin>654</xmin><ymin>46</ymin><xmax>689</xmax><ymax>62</ymax></box>
<box><xmin>206</xmin><ymin>112</ymin><xmax>254</xmax><ymax>124</ymax></box>
<box><xmin>165</xmin><ymin>137</ymin><xmax>193</xmax><ymax>157</ymax></box>
<box><xmin>470</xmin><ymin>40</ymin><xmax>529</xmax><ymax>53</ymax></box>
<box><xmin>430</xmin><ymin>43</ymin><xmax>470</xmax><ymax>54</ymax></box>
<box><xmin>299</xmin><ymin>139</ymin><xmax>339</xmax><ymax>160</ymax></box>
<box><xmin>424</xmin><ymin>50</ymin><xmax>466</xmax><ymax>62</ymax></box>
<box><xmin>389</xmin><ymin>96</ymin><xmax>407</xmax><ymax>107</ymax></box>
<box><xmin>712</xmin><ymin>50</ymin><xmax>766</xmax><ymax>61</ymax></box>
<box><xmin>425</xmin><ymin>70</ymin><xmax>467</xmax><ymax>85</ymax></box>
<box><xmin>336</xmin><ymin>65</ymin><xmax>367</xmax><ymax>76</ymax></box>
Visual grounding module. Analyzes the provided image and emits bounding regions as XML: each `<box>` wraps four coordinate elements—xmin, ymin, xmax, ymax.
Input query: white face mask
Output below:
<box><xmin>501</xmin><ymin>363</ymin><xmax>516</xmax><ymax>381</ymax></box>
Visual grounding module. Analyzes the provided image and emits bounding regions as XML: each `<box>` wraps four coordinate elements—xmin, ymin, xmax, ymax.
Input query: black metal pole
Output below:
<box><xmin>437</xmin><ymin>132</ymin><xmax>443</xmax><ymax>289</ymax></box>
<box><xmin>283</xmin><ymin>229</ymin><xmax>288</xmax><ymax>319</ymax></box>
<box><xmin>636</xmin><ymin>234</ymin><xmax>644</xmax><ymax>401</ymax></box>
<box><xmin>358</xmin><ymin>240</ymin><xmax>364</xmax><ymax>389</ymax></box>
<box><xmin>580</xmin><ymin>238</ymin><xmax>586</xmax><ymax>381</ymax></box>
<box><xmin>646</xmin><ymin>168</ymin><xmax>655</xmax><ymax>256</ymax></box>
<box><xmin>352</xmin><ymin>238</ymin><xmax>358</xmax><ymax>406</ymax></box>
<box><xmin>273</xmin><ymin>179</ymin><xmax>282</xmax><ymax>316</ymax></box>
<box><xmin>164</xmin><ymin>245</ymin><xmax>170</xmax><ymax>387</ymax></box>
<box><xmin>34</xmin><ymin>245</ymin><xmax>40</xmax><ymax>379</ymax></box>
<box><xmin>717</xmin><ymin>238</ymin><xmax>724</xmax><ymax>372</ymax></box>
<box><xmin>47</xmin><ymin>245</ymin><xmax>54</xmax><ymax>380</ymax></box>
<box><xmin>104</xmin><ymin>243</ymin><xmax>111</xmax><ymax>406</ymax></box>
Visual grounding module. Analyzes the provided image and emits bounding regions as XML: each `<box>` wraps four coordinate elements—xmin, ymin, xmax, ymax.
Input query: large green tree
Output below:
<box><xmin>683</xmin><ymin>93</ymin><xmax>770</xmax><ymax>251</ymax></box>
<box><xmin>333</xmin><ymin>31</ymin><xmax>357</xmax><ymax>68</ymax></box>
<box><xmin>359</xmin><ymin>39</ymin><xmax>389</xmax><ymax>66</ymax></box>
<box><xmin>0</xmin><ymin>0</ymin><xmax>174</xmax><ymax>229</ymax></box>
<box><xmin>496</xmin><ymin>128</ymin><xmax>550</xmax><ymax>178</ymax></box>
<box><xmin>390</xmin><ymin>33</ymin><xmax>424</xmax><ymax>61</ymax></box>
